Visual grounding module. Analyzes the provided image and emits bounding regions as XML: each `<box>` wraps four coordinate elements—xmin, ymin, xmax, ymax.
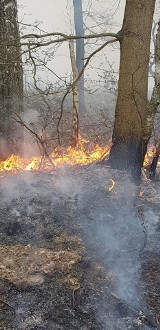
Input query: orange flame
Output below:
<box><xmin>0</xmin><ymin>137</ymin><xmax>159</xmax><ymax>174</ymax></box>
<box><xmin>144</xmin><ymin>146</ymin><xmax>160</xmax><ymax>168</ymax></box>
<box><xmin>143</xmin><ymin>147</ymin><xmax>155</xmax><ymax>167</ymax></box>
<box><xmin>0</xmin><ymin>135</ymin><xmax>110</xmax><ymax>173</ymax></box>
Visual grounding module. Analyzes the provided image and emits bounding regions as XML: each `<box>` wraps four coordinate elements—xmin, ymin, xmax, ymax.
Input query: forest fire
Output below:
<box><xmin>0</xmin><ymin>135</ymin><xmax>110</xmax><ymax>173</ymax></box>
<box><xmin>144</xmin><ymin>146</ymin><xmax>160</xmax><ymax>167</ymax></box>
<box><xmin>0</xmin><ymin>136</ymin><xmax>159</xmax><ymax>174</ymax></box>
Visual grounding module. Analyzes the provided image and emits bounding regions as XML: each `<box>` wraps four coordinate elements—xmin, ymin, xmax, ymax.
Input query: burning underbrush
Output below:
<box><xmin>0</xmin><ymin>134</ymin><xmax>159</xmax><ymax>174</ymax></box>
<box><xmin>0</xmin><ymin>158</ymin><xmax>160</xmax><ymax>329</ymax></box>
<box><xmin>0</xmin><ymin>135</ymin><xmax>110</xmax><ymax>173</ymax></box>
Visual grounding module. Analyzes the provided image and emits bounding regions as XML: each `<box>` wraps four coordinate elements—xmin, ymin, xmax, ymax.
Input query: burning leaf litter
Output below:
<box><xmin>0</xmin><ymin>135</ymin><xmax>159</xmax><ymax>174</ymax></box>
<box><xmin>0</xmin><ymin>135</ymin><xmax>110</xmax><ymax>173</ymax></box>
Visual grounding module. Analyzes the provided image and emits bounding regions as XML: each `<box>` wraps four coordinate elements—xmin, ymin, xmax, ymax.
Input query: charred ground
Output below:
<box><xmin>0</xmin><ymin>165</ymin><xmax>160</xmax><ymax>329</ymax></box>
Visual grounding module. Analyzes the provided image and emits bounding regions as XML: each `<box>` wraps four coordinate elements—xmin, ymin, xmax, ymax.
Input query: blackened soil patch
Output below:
<box><xmin>0</xmin><ymin>166</ymin><xmax>160</xmax><ymax>329</ymax></box>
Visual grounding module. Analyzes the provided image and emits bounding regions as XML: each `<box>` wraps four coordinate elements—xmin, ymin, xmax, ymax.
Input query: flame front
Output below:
<box><xmin>0</xmin><ymin>136</ymin><xmax>159</xmax><ymax>174</ymax></box>
<box><xmin>0</xmin><ymin>135</ymin><xmax>110</xmax><ymax>173</ymax></box>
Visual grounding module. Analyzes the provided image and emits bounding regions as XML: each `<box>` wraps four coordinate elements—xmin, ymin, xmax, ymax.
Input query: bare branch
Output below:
<box><xmin>57</xmin><ymin>37</ymin><xmax>118</xmax><ymax>144</ymax></box>
<box><xmin>20</xmin><ymin>31</ymin><xmax>119</xmax><ymax>42</ymax></box>
<box><xmin>7</xmin><ymin>32</ymin><xmax>120</xmax><ymax>52</ymax></box>
<box><xmin>12</xmin><ymin>113</ymin><xmax>55</xmax><ymax>168</ymax></box>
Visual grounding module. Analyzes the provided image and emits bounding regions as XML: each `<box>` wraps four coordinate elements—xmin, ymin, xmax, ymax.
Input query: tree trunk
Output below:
<box><xmin>143</xmin><ymin>21</ymin><xmax>160</xmax><ymax>157</ymax></box>
<box><xmin>0</xmin><ymin>0</ymin><xmax>23</xmax><ymax>159</ymax></box>
<box><xmin>73</xmin><ymin>0</ymin><xmax>85</xmax><ymax>114</ymax></box>
<box><xmin>69</xmin><ymin>40</ymin><xmax>79</xmax><ymax>147</ymax></box>
<box><xmin>109</xmin><ymin>0</ymin><xmax>156</xmax><ymax>179</ymax></box>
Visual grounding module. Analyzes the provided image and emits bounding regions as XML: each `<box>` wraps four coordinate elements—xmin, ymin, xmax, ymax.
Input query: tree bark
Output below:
<box><xmin>69</xmin><ymin>40</ymin><xmax>79</xmax><ymax>147</ymax></box>
<box><xmin>73</xmin><ymin>0</ymin><xmax>85</xmax><ymax>114</ymax></box>
<box><xmin>143</xmin><ymin>21</ymin><xmax>160</xmax><ymax>156</ymax></box>
<box><xmin>109</xmin><ymin>0</ymin><xmax>156</xmax><ymax>179</ymax></box>
<box><xmin>0</xmin><ymin>0</ymin><xmax>23</xmax><ymax>159</ymax></box>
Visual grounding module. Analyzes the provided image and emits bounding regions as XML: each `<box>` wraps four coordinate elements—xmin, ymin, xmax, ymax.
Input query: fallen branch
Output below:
<box><xmin>0</xmin><ymin>299</ymin><xmax>15</xmax><ymax>311</ymax></box>
<box><xmin>105</xmin><ymin>286</ymin><xmax>160</xmax><ymax>329</ymax></box>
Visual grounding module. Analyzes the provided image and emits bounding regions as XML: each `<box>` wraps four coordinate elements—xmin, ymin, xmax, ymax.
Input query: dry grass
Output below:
<box><xmin>0</xmin><ymin>233</ymin><xmax>83</xmax><ymax>287</ymax></box>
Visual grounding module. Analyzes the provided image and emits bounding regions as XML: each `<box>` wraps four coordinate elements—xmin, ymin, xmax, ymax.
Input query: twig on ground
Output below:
<box><xmin>105</xmin><ymin>287</ymin><xmax>160</xmax><ymax>329</ymax></box>
<box><xmin>72</xmin><ymin>284</ymin><xmax>80</xmax><ymax>309</ymax></box>
<box><xmin>0</xmin><ymin>299</ymin><xmax>15</xmax><ymax>311</ymax></box>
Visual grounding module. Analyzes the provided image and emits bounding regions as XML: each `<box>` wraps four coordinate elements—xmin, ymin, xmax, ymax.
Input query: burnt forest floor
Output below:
<box><xmin>0</xmin><ymin>164</ymin><xmax>160</xmax><ymax>330</ymax></box>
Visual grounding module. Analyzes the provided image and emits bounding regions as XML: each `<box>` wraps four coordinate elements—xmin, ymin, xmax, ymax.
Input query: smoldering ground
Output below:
<box><xmin>0</xmin><ymin>165</ymin><xmax>160</xmax><ymax>329</ymax></box>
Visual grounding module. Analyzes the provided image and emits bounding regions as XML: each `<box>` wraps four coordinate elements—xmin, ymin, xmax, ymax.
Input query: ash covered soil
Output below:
<box><xmin>0</xmin><ymin>164</ymin><xmax>160</xmax><ymax>330</ymax></box>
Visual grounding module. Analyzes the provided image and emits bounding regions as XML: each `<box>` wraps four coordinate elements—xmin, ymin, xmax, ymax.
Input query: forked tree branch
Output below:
<box><xmin>57</xmin><ymin>37</ymin><xmax>118</xmax><ymax>144</ymax></box>
<box><xmin>12</xmin><ymin>113</ymin><xmax>55</xmax><ymax>168</ymax></box>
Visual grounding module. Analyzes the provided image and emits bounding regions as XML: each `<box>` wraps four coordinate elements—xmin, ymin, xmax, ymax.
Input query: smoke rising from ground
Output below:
<box><xmin>0</xmin><ymin>165</ymin><xmax>159</xmax><ymax>329</ymax></box>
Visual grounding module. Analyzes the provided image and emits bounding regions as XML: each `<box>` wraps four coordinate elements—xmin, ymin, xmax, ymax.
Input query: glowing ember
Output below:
<box><xmin>0</xmin><ymin>135</ymin><xmax>110</xmax><ymax>173</ymax></box>
<box><xmin>108</xmin><ymin>179</ymin><xmax>115</xmax><ymax>192</ymax></box>
<box><xmin>139</xmin><ymin>191</ymin><xmax>144</xmax><ymax>197</ymax></box>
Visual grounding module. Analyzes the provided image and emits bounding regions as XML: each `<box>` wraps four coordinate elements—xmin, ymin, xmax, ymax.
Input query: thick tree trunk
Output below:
<box><xmin>143</xmin><ymin>21</ymin><xmax>160</xmax><ymax>157</ymax></box>
<box><xmin>0</xmin><ymin>0</ymin><xmax>23</xmax><ymax>159</ymax></box>
<box><xmin>73</xmin><ymin>0</ymin><xmax>85</xmax><ymax>114</ymax></box>
<box><xmin>109</xmin><ymin>0</ymin><xmax>156</xmax><ymax>179</ymax></box>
